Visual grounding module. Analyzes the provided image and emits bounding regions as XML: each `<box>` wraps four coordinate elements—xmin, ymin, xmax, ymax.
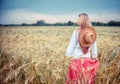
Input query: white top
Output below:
<box><xmin>65</xmin><ymin>28</ymin><xmax>98</xmax><ymax>59</ymax></box>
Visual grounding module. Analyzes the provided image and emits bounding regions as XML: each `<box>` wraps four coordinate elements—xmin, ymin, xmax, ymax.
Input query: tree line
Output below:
<box><xmin>0</xmin><ymin>20</ymin><xmax>120</xmax><ymax>26</ymax></box>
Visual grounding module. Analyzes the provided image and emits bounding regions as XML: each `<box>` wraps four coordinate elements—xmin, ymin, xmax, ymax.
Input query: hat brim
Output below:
<box><xmin>80</xmin><ymin>27</ymin><xmax>97</xmax><ymax>47</ymax></box>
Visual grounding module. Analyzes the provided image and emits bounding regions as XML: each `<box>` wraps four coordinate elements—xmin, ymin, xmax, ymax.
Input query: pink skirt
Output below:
<box><xmin>66</xmin><ymin>58</ymin><xmax>100</xmax><ymax>84</ymax></box>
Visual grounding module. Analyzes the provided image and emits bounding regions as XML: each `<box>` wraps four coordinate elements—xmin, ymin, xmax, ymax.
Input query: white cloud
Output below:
<box><xmin>0</xmin><ymin>9</ymin><xmax>78</xmax><ymax>24</ymax></box>
<box><xmin>0</xmin><ymin>9</ymin><xmax>120</xmax><ymax>24</ymax></box>
<box><xmin>89</xmin><ymin>12</ymin><xmax>120</xmax><ymax>23</ymax></box>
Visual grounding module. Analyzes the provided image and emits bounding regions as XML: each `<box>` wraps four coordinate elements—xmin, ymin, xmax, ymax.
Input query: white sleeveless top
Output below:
<box><xmin>65</xmin><ymin>28</ymin><xmax>98</xmax><ymax>59</ymax></box>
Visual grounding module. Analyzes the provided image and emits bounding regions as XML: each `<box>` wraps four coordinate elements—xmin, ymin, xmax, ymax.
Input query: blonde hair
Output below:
<box><xmin>78</xmin><ymin>13</ymin><xmax>92</xmax><ymax>28</ymax></box>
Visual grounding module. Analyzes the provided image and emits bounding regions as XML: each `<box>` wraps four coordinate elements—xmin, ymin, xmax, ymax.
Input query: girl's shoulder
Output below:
<box><xmin>74</xmin><ymin>28</ymin><xmax>81</xmax><ymax>34</ymax></box>
<box><xmin>76</xmin><ymin>28</ymin><xmax>81</xmax><ymax>31</ymax></box>
<box><xmin>74</xmin><ymin>28</ymin><xmax>80</xmax><ymax>31</ymax></box>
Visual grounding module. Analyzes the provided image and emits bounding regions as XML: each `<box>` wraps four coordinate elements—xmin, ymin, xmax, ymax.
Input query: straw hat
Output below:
<box><xmin>79</xmin><ymin>27</ymin><xmax>97</xmax><ymax>47</ymax></box>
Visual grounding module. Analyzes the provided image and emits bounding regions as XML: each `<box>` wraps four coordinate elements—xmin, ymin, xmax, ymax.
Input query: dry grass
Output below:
<box><xmin>0</xmin><ymin>26</ymin><xmax>120</xmax><ymax>84</ymax></box>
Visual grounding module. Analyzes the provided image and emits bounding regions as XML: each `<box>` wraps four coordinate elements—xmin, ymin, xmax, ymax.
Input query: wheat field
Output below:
<box><xmin>0</xmin><ymin>26</ymin><xmax>120</xmax><ymax>84</ymax></box>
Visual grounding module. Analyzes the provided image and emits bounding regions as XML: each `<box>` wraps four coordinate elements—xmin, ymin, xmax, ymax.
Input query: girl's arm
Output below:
<box><xmin>91</xmin><ymin>41</ymin><xmax>98</xmax><ymax>59</ymax></box>
<box><xmin>65</xmin><ymin>30</ymin><xmax>77</xmax><ymax>57</ymax></box>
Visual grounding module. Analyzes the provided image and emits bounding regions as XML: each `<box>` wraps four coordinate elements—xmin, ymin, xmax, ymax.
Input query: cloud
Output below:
<box><xmin>0</xmin><ymin>9</ymin><xmax>61</xmax><ymax>24</ymax></box>
<box><xmin>0</xmin><ymin>9</ymin><xmax>120</xmax><ymax>24</ymax></box>
<box><xmin>0</xmin><ymin>9</ymin><xmax>78</xmax><ymax>24</ymax></box>
<box><xmin>89</xmin><ymin>12</ymin><xmax>120</xmax><ymax>23</ymax></box>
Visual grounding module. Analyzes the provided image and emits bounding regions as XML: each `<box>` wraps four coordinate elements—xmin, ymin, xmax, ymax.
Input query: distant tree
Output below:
<box><xmin>21</xmin><ymin>23</ymin><xmax>27</xmax><ymax>26</ymax></box>
<box><xmin>0</xmin><ymin>24</ymin><xmax>3</xmax><ymax>26</ymax></box>
<box><xmin>53</xmin><ymin>22</ymin><xmax>68</xmax><ymax>26</ymax></box>
<box><xmin>67</xmin><ymin>21</ymin><xmax>74</xmax><ymax>26</ymax></box>
<box><xmin>92</xmin><ymin>22</ymin><xmax>107</xmax><ymax>26</ymax></box>
<box><xmin>92</xmin><ymin>22</ymin><xmax>97</xmax><ymax>26</ymax></box>
<box><xmin>73</xmin><ymin>23</ymin><xmax>78</xmax><ymax>26</ymax></box>
<box><xmin>36</xmin><ymin>20</ymin><xmax>46</xmax><ymax>26</ymax></box>
<box><xmin>32</xmin><ymin>23</ymin><xmax>36</xmax><ymax>26</ymax></box>
<box><xmin>96</xmin><ymin>22</ymin><xmax>103</xmax><ymax>26</ymax></box>
<box><xmin>108</xmin><ymin>21</ymin><xmax>120</xmax><ymax>26</ymax></box>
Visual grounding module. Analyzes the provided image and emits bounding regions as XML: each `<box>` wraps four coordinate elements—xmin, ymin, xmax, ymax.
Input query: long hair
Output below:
<box><xmin>77</xmin><ymin>13</ymin><xmax>92</xmax><ymax>54</ymax></box>
<box><xmin>78</xmin><ymin>13</ymin><xmax>92</xmax><ymax>28</ymax></box>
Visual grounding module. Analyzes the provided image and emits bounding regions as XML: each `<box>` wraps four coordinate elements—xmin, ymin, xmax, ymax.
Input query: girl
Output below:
<box><xmin>65</xmin><ymin>13</ymin><xmax>100</xmax><ymax>84</ymax></box>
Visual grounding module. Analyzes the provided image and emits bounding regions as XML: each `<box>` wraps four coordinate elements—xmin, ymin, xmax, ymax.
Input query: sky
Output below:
<box><xmin>0</xmin><ymin>0</ymin><xmax>120</xmax><ymax>24</ymax></box>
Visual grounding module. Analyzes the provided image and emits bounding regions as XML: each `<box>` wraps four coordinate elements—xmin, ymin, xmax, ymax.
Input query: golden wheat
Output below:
<box><xmin>0</xmin><ymin>26</ymin><xmax>120</xmax><ymax>84</ymax></box>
